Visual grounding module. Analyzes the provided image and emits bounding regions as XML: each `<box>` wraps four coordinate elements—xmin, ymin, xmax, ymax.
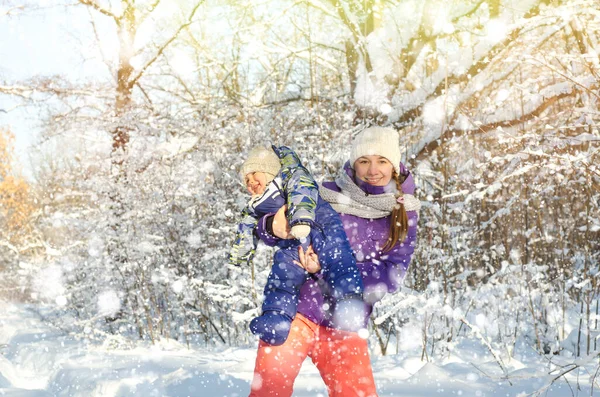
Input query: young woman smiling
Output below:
<box><xmin>248</xmin><ymin>127</ymin><xmax>421</xmax><ymax>397</ymax></box>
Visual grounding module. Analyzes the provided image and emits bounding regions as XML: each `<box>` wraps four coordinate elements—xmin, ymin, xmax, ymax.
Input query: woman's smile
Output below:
<box><xmin>353</xmin><ymin>155</ymin><xmax>394</xmax><ymax>186</ymax></box>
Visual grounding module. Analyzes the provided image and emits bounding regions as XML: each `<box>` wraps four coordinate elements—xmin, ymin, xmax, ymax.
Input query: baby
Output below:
<box><xmin>229</xmin><ymin>145</ymin><xmax>364</xmax><ymax>346</ymax></box>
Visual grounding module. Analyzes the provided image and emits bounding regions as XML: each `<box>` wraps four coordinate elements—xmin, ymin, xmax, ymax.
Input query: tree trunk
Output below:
<box><xmin>113</xmin><ymin>0</ymin><xmax>136</xmax><ymax>159</ymax></box>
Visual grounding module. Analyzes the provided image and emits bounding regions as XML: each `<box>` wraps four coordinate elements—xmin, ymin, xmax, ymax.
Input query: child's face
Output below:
<box><xmin>245</xmin><ymin>172</ymin><xmax>268</xmax><ymax>196</ymax></box>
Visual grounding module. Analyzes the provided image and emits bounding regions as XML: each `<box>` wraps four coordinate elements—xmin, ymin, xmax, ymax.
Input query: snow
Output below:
<box><xmin>484</xmin><ymin>19</ymin><xmax>509</xmax><ymax>43</ymax></box>
<box><xmin>2</xmin><ymin>0</ymin><xmax>600</xmax><ymax>396</ymax></box>
<box><xmin>97</xmin><ymin>290</ymin><xmax>121</xmax><ymax>318</ymax></box>
<box><xmin>155</xmin><ymin>137</ymin><xmax>200</xmax><ymax>159</ymax></box>
<box><xmin>1</xmin><ymin>302</ymin><xmax>599</xmax><ymax>397</ymax></box>
<box><xmin>31</xmin><ymin>266</ymin><xmax>65</xmax><ymax>305</ymax></box>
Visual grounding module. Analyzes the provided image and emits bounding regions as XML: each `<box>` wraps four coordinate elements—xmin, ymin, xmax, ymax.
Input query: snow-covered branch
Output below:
<box><xmin>460</xmin><ymin>317</ymin><xmax>512</xmax><ymax>385</ymax></box>
<box><xmin>416</xmin><ymin>87</ymin><xmax>578</xmax><ymax>160</ymax></box>
<box><xmin>78</xmin><ymin>0</ymin><xmax>119</xmax><ymax>24</ymax></box>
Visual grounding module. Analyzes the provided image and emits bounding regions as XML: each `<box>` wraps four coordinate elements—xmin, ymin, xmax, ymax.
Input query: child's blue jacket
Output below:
<box><xmin>229</xmin><ymin>145</ymin><xmax>321</xmax><ymax>266</ymax></box>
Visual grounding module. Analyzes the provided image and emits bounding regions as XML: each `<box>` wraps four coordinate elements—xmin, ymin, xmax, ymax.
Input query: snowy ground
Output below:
<box><xmin>1</xmin><ymin>302</ymin><xmax>598</xmax><ymax>397</ymax></box>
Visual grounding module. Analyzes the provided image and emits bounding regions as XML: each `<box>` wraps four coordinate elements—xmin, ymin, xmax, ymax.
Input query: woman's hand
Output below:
<box><xmin>272</xmin><ymin>205</ymin><xmax>294</xmax><ymax>239</ymax></box>
<box><xmin>295</xmin><ymin>245</ymin><xmax>321</xmax><ymax>273</ymax></box>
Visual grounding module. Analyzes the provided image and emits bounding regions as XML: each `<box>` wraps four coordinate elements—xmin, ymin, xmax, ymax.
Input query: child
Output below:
<box><xmin>229</xmin><ymin>145</ymin><xmax>365</xmax><ymax>346</ymax></box>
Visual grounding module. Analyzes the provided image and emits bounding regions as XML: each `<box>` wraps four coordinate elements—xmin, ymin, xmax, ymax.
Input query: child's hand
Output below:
<box><xmin>273</xmin><ymin>206</ymin><xmax>294</xmax><ymax>239</ymax></box>
<box><xmin>290</xmin><ymin>225</ymin><xmax>310</xmax><ymax>240</ymax></box>
<box><xmin>295</xmin><ymin>245</ymin><xmax>321</xmax><ymax>273</ymax></box>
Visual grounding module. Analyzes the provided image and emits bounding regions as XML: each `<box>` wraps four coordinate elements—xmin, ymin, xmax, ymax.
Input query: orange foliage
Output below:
<box><xmin>0</xmin><ymin>128</ymin><xmax>34</xmax><ymax>242</ymax></box>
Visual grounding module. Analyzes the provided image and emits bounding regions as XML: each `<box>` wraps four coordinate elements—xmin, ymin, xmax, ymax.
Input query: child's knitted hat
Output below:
<box><xmin>349</xmin><ymin>127</ymin><xmax>401</xmax><ymax>174</ymax></box>
<box><xmin>240</xmin><ymin>146</ymin><xmax>281</xmax><ymax>180</ymax></box>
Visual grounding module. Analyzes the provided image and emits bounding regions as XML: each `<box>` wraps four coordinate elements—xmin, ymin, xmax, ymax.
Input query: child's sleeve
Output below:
<box><xmin>271</xmin><ymin>145</ymin><xmax>319</xmax><ymax>229</ymax></box>
<box><xmin>255</xmin><ymin>212</ymin><xmax>280</xmax><ymax>247</ymax></box>
<box><xmin>228</xmin><ymin>210</ymin><xmax>259</xmax><ymax>266</ymax></box>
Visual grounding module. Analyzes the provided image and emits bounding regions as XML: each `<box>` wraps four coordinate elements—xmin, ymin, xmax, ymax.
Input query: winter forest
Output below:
<box><xmin>1</xmin><ymin>0</ymin><xmax>599</xmax><ymax>395</ymax></box>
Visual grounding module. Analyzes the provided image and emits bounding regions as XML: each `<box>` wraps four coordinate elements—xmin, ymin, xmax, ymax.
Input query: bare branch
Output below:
<box><xmin>142</xmin><ymin>82</ymin><xmax>200</xmax><ymax>106</ymax></box>
<box><xmin>138</xmin><ymin>0</ymin><xmax>162</xmax><ymax>26</ymax></box>
<box><xmin>568</xmin><ymin>18</ymin><xmax>600</xmax><ymax>81</ymax></box>
<box><xmin>460</xmin><ymin>318</ymin><xmax>512</xmax><ymax>385</ymax></box>
<box><xmin>1</xmin><ymin>4</ymin><xmax>26</xmax><ymax>17</ymax></box>
<box><xmin>78</xmin><ymin>0</ymin><xmax>119</xmax><ymax>24</ymax></box>
<box><xmin>0</xmin><ymin>241</ymin><xmax>19</xmax><ymax>255</ymax></box>
<box><xmin>528</xmin><ymin>57</ymin><xmax>600</xmax><ymax>100</ymax></box>
<box><xmin>323</xmin><ymin>0</ymin><xmax>373</xmax><ymax>73</ymax></box>
<box><xmin>86</xmin><ymin>6</ymin><xmax>115</xmax><ymax>83</ymax></box>
<box><xmin>305</xmin><ymin>0</ymin><xmax>338</xmax><ymax>20</ymax></box>
<box><xmin>0</xmin><ymin>84</ymin><xmax>33</xmax><ymax>98</ymax></box>
<box><xmin>1</xmin><ymin>78</ymin><xmax>113</xmax><ymax>104</ymax></box>
<box><xmin>135</xmin><ymin>82</ymin><xmax>154</xmax><ymax>109</ymax></box>
<box><xmin>451</xmin><ymin>0</ymin><xmax>486</xmax><ymax>23</ymax></box>
<box><xmin>128</xmin><ymin>1</ymin><xmax>204</xmax><ymax>89</ymax></box>
<box><xmin>527</xmin><ymin>355</ymin><xmax>600</xmax><ymax>397</ymax></box>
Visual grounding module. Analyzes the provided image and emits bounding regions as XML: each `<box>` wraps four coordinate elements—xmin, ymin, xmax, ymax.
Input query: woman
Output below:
<box><xmin>249</xmin><ymin>127</ymin><xmax>420</xmax><ymax>397</ymax></box>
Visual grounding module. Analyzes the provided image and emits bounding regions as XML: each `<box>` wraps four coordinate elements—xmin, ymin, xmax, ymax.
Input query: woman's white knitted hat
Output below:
<box><xmin>240</xmin><ymin>146</ymin><xmax>281</xmax><ymax>180</ymax></box>
<box><xmin>349</xmin><ymin>127</ymin><xmax>401</xmax><ymax>174</ymax></box>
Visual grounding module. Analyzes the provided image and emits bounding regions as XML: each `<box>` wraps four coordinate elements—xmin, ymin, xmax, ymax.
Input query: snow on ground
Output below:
<box><xmin>1</xmin><ymin>302</ymin><xmax>598</xmax><ymax>396</ymax></box>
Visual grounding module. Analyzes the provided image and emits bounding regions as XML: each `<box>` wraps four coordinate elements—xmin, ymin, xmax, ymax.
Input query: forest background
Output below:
<box><xmin>1</xmin><ymin>0</ymin><xmax>599</xmax><ymax>388</ymax></box>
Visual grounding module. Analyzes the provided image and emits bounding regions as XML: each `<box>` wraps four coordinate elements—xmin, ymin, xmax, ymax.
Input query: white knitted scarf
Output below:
<box><xmin>319</xmin><ymin>170</ymin><xmax>421</xmax><ymax>219</ymax></box>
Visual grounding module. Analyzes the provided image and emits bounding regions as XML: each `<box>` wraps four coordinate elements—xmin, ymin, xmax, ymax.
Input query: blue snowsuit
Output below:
<box><xmin>229</xmin><ymin>146</ymin><xmax>364</xmax><ymax>345</ymax></box>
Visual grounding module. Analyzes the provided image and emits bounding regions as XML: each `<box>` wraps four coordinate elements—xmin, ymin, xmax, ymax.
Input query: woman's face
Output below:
<box><xmin>353</xmin><ymin>155</ymin><xmax>394</xmax><ymax>186</ymax></box>
<box><xmin>245</xmin><ymin>172</ymin><xmax>268</xmax><ymax>195</ymax></box>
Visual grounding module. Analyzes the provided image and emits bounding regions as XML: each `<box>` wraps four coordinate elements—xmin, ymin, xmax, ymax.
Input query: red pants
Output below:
<box><xmin>249</xmin><ymin>313</ymin><xmax>378</xmax><ymax>397</ymax></box>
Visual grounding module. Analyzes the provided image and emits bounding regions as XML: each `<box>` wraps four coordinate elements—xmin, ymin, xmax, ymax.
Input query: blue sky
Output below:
<box><xmin>0</xmin><ymin>0</ymin><xmax>197</xmax><ymax>180</ymax></box>
<box><xmin>0</xmin><ymin>2</ymin><xmax>110</xmax><ymax>179</ymax></box>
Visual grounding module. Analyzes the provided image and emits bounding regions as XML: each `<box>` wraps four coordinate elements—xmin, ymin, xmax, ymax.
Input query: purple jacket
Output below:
<box><xmin>258</xmin><ymin>162</ymin><xmax>419</xmax><ymax>328</ymax></box>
